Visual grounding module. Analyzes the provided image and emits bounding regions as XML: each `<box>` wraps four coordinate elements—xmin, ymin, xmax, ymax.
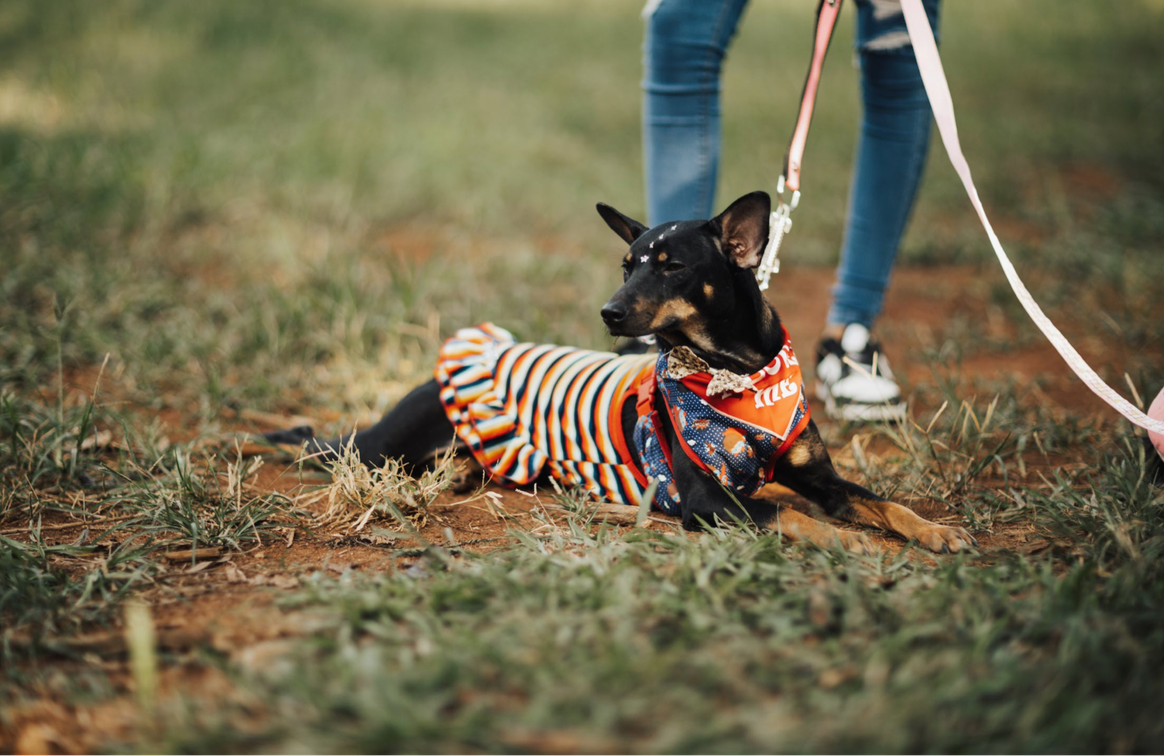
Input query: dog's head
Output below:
<box><xmin>596</xmin><ymin>191</ymin><xmax>771</xmax><ymax>342</ymax></box>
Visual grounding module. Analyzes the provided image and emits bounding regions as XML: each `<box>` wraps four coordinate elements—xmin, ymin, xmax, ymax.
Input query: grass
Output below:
<box><xmin>0</xmin><ymin>532</ymin><xmax>152</xmax><ymax>653</ymax></box>
<box><xmin>307</xmin><ymin>441</ymin><xmax>460</xmax><ymax>536</ymax></box>
<box><xmin>1</xmin><ymin>0</ymin><xmax>1163</xmax><ymax>751</ymax></box>
<box><xmin>152</xmin><ymin>461</ymin><xmax>1164</xmax><ymax>753</ymax></box>
<box><xmin>0</xmin><ymin>382</ymin><xmax>294</xmax><ymax>663</ymax></box>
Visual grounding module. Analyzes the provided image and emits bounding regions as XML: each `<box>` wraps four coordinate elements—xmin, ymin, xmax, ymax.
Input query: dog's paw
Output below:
<box><xmin>915</xmin><ymin>523</ymin><xmax>978</xmax><ymax>554</ymax></box>
<box><xmin>838</xmin><ymin>530</ymin><xmax>877</xmax><ymax>556</ymax></box>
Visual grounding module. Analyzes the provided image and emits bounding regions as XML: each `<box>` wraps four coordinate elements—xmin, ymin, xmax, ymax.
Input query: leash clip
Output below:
<box><xmin>756</xmin><ymin>174</ymin><xmax>799</xmax><ymax>291</ymax></box>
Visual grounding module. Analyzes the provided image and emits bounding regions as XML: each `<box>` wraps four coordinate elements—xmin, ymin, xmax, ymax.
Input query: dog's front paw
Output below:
<box><xmin>915</xmin><ymin>523</ymin><xmax>977</xmax><ymax>554</ymax></box>
<box><xmin>838</xmin><ymin>530</ymin><xmax>877</xmax><ymax>556</ymax></box>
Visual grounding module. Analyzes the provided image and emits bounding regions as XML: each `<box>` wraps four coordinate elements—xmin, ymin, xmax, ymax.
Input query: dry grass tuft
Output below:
<box><xmin>305</xmin><ymin>441</ymin><xmax>459</xmax><ymax>536</ymax></box>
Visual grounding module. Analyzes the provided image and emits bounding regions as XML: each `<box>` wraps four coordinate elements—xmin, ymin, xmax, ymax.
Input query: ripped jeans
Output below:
<box><xmin>643</xmin><ymin>0</ymin><xmax>941</xmax><ymax>329</ymax></box>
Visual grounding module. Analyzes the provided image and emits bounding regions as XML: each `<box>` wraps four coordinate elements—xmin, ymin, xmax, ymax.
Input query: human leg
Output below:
<box><xmin>642</xmin><ymin>0</ymin><xmax>751</xmax><ymax>226</ymax></box>
<box><xmin>816</xmin><ymin>0</ymin><xmax>940</xmax><ymax>421</ymax></box>
<box><xmin>828</xmin><ymin>0</ymin><xmax>940</xmax><ymax>329</ymax></box>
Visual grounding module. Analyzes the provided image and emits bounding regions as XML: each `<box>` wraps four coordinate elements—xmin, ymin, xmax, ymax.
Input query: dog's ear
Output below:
<box><xmin>712</xmin><ymin>191</ymin><xmax>770</xmax><ymax>269</ymax></box>
<box><xmin>596</xmin><ymin>203</ymin><xmax>648</xmax><ymax>246</ymax></box>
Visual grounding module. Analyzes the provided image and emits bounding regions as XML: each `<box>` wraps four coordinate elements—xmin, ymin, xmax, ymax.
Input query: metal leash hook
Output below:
<box><xmin>757</xmin><ymin>0</ymin><xmax>842</xmax><ymax>291</ymax></box>
<box><xmin>756</xmin><ymin>174</ymin><xmax>799</xmax><ymax>291</ymax></box>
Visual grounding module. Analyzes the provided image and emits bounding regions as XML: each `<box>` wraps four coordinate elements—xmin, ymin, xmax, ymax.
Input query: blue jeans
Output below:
<box><xmin>643</xmin><ymin>0</ymin><xmax>941</xmax><ymax>329</ymax></box>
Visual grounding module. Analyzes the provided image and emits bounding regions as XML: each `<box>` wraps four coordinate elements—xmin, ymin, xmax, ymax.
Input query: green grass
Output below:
<box><xmin>1</xmin><ymin>0</ymin><xmax>1164</xmax><ymax>751</ymax></box>
<box><xmin>0</xmin><ymin>384</ymin><xmax>294</xmax><ymax>665</ymax></box>
<box><xmin>148</xmin><ymin>455</ymin><xmax>1164</xmax><ymax>753</ymax></box>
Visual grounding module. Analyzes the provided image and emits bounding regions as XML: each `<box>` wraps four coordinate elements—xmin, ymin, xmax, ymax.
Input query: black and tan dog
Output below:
<box><xmin>267</xmin><ymin>192</ymin><xmax>976</xmax><ymax>554</ymax></box>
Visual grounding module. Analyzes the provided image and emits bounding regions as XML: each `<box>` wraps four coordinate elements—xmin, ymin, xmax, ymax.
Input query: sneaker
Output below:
<box><xmin>814</xmin><ymin>323</ymin><xmax>907</xmax><ymax>422</ymax></box>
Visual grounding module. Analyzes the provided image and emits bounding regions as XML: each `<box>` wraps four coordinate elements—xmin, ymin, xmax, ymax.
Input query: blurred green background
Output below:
<box><xmin>1</xmin><ymin>0</ymin><xmax>1162</xmax><ymax>413</ymax></box>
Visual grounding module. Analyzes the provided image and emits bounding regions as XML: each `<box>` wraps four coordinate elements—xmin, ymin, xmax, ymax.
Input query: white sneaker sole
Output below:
<box><xmin>815</xmin><ymin>380</ymin><xmax>908</xmax><ymax>423</ymax></box>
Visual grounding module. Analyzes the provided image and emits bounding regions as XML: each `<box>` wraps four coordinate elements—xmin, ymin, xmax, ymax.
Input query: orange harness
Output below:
<box><xmin>631</xmin><ymin>330</ymin><xmax>812</xmax><ymax>513</ymax></box>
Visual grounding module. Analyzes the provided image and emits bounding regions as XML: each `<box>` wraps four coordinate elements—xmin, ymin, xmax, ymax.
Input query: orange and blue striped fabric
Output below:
<box><xmin>434</xmin><ymin>324</ymin><xmax>653</xmax><ymax>506</ymax></box>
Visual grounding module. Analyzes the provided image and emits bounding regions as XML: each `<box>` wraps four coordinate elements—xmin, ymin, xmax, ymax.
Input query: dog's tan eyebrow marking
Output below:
<box><xmin>624</xmin><ymin>252</ymin><xmax>632</xmax><ymax>264</ymax></box>
<box><xmin>703</xmin><ymin>283</ymin><xmax>714</xmax><ymax>298</ymax></box>
<box><xmin>657</xmin><ymin>252</ymin><xmax>668</xmax><ymax>262</ymax></box>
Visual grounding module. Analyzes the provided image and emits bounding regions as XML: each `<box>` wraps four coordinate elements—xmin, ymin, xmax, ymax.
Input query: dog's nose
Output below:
<box><xmin>601</xmin><ymin>300</ymin><xmax>628</xmax><ymax>323</ymax></box>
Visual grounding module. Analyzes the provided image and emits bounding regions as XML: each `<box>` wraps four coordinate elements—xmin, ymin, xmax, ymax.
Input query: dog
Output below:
<box><xmin>265</xmin><ymin>191</ymin><xmax>976</xmax><ymax>554</ymax></box>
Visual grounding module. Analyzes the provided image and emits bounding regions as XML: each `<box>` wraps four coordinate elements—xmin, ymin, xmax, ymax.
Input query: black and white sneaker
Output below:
<box><xmin>814</xmin><ymin>323</ymin><xmax>907</xmax><ymax>422</ymax></box>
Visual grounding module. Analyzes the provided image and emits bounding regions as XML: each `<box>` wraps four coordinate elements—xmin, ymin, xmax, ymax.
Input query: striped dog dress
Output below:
<box><xmin>434</xmin><ymin>323</ymin><xmax>811</xmax><ymax>515</ymax></box>
<box><xmin>435</xmin><ymin>324</ymin><xmax>654</xmax><ymax>506</ymax></box>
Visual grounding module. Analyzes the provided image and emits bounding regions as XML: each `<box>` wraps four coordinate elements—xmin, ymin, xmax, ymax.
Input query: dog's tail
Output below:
<box><xmin>258</xmin><ymin>381</ymin><xmax>460</xmax><ymax>472</ymax></box>
<box><xmin>259</xmin><ymin>426</ymin><xmax>352</xmax><ymax>467</ymax></box>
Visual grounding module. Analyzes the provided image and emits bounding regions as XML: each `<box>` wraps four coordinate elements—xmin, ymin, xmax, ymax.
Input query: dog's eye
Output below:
<box><xmin>665</xmin><ymin>262</ymin><xmax>686</xmax><ymax>273</ymax></box>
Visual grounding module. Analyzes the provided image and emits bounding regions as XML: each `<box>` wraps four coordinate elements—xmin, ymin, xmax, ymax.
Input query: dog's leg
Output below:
<box><xmin>773</xmin><ymin>422</ymin><xmax>978</xmax><ymax>553</ymax></box>
<box><xmin>263</xmin><ymin>380</ymin><xmax>457</xmax><ymax>470</ymax></box>
<box><xmin>663</xmin><ymin>419</ymin><xmax>874</xmax><ymax>554</ymax></box>
<box><xmin>766</xmin><ymin>505</ymin><xmax>876</xmax><ymax>554</ymax></box>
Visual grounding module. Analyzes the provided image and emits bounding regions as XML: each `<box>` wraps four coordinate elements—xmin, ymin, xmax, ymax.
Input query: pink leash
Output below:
<box><xmin>899</xmin><ymin>0</ymin><xmax>1164</xmax><ymax>435</ymax></box>
<box><xmin>760</xmin><ymin>0</ymin><xmax>1163</xmax><ymax>436</ymax></box>
<box><xmin>756</xmin><ymin>0</ymin><xmax>844</xmax><ymax>290</ymax></box>
<box><xmin>783</xmin><ymin>0</ymin><xmax>844</xmax><ymax>195</ymax></box>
